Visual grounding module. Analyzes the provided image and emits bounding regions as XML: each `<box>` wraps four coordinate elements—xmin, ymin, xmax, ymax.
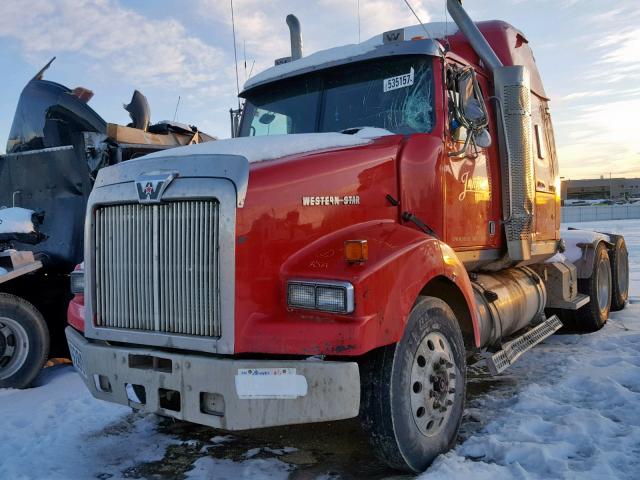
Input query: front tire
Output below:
<box><xmin>360</xmin><ymin>296</ymin><xmax>466</xmax><ymax>472</ymax></box>
<box><xmin>0</xmin><ymin>293</ymin><xmax>49</xmax><ymax>389</ymax></box>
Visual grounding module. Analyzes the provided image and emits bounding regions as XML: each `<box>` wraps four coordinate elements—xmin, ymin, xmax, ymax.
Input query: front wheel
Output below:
<box><xmin>360</xmin><ymin>296</ymin><xmax>466</xmax><ymax>472</ymax></box>
<box><xmin>0</xmin><ymin>293</ymin><xmax>49</xmax><ymax>389</ymax></box>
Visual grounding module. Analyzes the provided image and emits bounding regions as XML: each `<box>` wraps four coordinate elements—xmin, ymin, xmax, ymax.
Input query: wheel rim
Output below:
<box><xmin>618</xmin><ymin>247</ymin><xmax>629</xmax><ymax>298</ymax></box>
<box><xmin>597</xmin><ymin>258</ymin><xmax>611</xmax><ymax>312</ymax></box>
<box><xmin>0</xmin><ymin>316</ymin><xmax>30</xmax><ymax>381</ymax></box>
<box><xmin>410</xmin><ymin>332</ymin><xmax>457</xmax><ymax>437</ymax></box>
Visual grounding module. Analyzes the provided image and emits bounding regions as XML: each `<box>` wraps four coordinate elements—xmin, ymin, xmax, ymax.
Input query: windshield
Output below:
<box><xmin>239</xmin><ymin>55</ymin><xmax>434</xmax><ymax>137</ymax></box>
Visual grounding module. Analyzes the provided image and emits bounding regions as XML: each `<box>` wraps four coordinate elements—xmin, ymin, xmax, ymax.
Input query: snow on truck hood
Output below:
<box><xmin>142</xmin><ymin>128</ymin><xmax>395</xmax><ymax>164</ymax></box>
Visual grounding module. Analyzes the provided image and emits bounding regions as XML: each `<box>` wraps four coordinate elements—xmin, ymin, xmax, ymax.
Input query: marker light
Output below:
<box><xmin>344</xmin><ymin>240</ymin><xmax>368</xmax><ymax>264</ymax></box>
<box><xmin>70</xmin><ymin>270</ymin><xmax>85</xmax><ymax>295</ymax></box>
<box><xmin>287</xmin><ymin>280</ymin><xmax>355</xmax><ymax>313</ymax></box>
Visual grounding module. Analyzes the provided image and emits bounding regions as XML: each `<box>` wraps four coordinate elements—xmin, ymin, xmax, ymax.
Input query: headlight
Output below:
<box><xmin>287</xmin><ymin>280</ymin><xmax>354</xmax><ymax>314</ymax></box>
<box><xmin>70</xmin><ymin>270</ymin><xmax>85</xmax><ymax>295</ymax></box>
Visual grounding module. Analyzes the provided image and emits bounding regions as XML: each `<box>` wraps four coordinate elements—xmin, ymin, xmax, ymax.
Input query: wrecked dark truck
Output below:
<box><xmin>0</xmin><ymin>60</ymin><xmax>214</xmax><ymax>388</ymax></box>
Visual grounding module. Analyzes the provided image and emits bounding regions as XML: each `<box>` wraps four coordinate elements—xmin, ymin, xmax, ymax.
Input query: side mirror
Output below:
<box><xmin>259</xmin><ymin>112</ymin><xmax>276</xmax><ymax>125</ymax></box>
<box><xmin>475</xmin><ymin>128</ymin><xmax>492</xmax><ymax>148</ymax></box>
<box><xmin>448</xmin><ymin>67</ymin><xmax>491</xmax><ymax>156</ymax></box>
<box><xmin>463</xmin><ymin>98</ymin><xmax>485</xmax><ymax>123</ymax></box>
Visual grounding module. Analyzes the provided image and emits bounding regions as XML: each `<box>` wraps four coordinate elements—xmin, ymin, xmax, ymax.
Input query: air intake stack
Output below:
<box><xmin>447</xmin><ymin>0</ymin><xmax>535</xmax><ymax>263</ymax></box>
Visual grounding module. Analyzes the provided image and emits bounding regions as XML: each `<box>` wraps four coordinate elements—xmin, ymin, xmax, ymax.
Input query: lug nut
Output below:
<box><xmin>446</xmin><ymin>400</ymin><xmax>453</xmax><ymax>406</ymax></box>
<box><xmin>449</xmin><ymin>388</ymin><xmax>455</xmax><ymax>394</ymax></box>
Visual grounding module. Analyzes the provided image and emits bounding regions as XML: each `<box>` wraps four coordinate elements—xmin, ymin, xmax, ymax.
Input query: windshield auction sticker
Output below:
<box><xmin>383</xmin><ymin>67</ymin><xmax>415</xmax><ymax>92</ymax></box>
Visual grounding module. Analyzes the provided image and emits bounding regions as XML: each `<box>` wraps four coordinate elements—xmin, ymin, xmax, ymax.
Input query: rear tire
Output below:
<box><xmin>359</xmin><ymin>297</ymin><xmax>466</xmax><ymax>472</ymax></box>
<box><xmin>0</xmin><ymin>293</ymin><xmax>49</xmax><ymax>389</ymax></box>
<box><xmin>609</xmin><ymin>237</ymin><xmax>629</xmax><ymax>311</ymax></box>
<box><xmin>575</xmin><ymin>243</ymin><xmax>611</xmax><ymax>331</ymax></box>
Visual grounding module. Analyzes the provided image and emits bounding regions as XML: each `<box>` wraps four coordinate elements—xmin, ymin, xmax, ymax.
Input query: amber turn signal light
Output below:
<box><xmin>345</xmin><ymin>240</ymin><xmax>368</xmax><ymax>264</ymax></box>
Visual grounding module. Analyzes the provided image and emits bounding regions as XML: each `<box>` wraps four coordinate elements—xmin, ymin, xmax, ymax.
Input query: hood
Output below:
<box><xmin>141</xmin><ymin>128</ymin><xmax>395</xmax><ymax>165</ymax></box>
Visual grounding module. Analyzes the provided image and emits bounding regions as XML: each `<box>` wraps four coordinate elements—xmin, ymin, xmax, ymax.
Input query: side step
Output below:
<box><xmin>486</xmin><ymin>315</ymin><xmax>563</xmax><ymax>375</ymax></box>
<box><xmin>547</xmin><ymin>293</ymin><xmax>590</xmax><ymax>310</ymax></box>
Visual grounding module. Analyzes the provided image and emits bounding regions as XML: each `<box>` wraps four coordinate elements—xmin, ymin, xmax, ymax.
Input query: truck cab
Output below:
<box><xmin>66</xmin><ymin>0</ymin><xmax>629</xmax><ymax>472</ymax></box>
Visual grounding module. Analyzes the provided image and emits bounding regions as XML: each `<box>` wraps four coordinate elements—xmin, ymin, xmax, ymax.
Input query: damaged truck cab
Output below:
<box><xmin>66</xmin><ymin>0</ymin><xmax>628</xmax><ymax>472</ymax></box>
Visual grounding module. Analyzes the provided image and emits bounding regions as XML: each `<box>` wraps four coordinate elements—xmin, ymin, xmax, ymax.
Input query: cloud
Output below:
<box><xmin>0</xmin><ymin>0</ymin><xmax>224</xmax><ymax>90</ymax></box>
<box><xmin>196</xmin><ymin>0</ymin><xmax>437</xmax><ymax>87</ymax></box>
<box><xmin>318</xmin><ymin>0</ymin><xmax>433</xmax><ymax>39</ymax></box>
<box><xmin>556</xmin><ymin>96</ymin><xmax>640</xmax><ymax>179</ymax></box>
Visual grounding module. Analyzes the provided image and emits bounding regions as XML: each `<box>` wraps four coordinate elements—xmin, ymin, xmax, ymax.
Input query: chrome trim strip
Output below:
<box><xmin>455</xmin><ymin>248</ymin><xmax>501</xmax><ymax>264</ymax></box>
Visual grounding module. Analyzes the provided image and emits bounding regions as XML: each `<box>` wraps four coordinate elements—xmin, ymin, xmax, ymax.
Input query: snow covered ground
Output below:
<box><xmin>1</xmin><ymin>219</ymin><xmax>639</xmax><ymax>479</ymax></box>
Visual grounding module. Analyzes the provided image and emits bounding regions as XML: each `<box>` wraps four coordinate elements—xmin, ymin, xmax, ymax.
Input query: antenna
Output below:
<box><xmin>443</xmin><ymin>0</ymin><xmax>451</xmax><ymax>51</ymax></box>
<box><xmin>173</xmin><ymin>96</ymin><xmax>181</xmax><ymax>122</ymax></box>
<box><xmin>357</xmin><ymin>0</ymin><xmax>361</xmax><ymax>43</ymax></box>
<box><xmin>445</xmin><ymin>0</ymin><xmax>448</xmax><ymax>36</ymax></box>
<box><xmin>230</xmin><ymin>0</ymin><xmax>241</xmax><ymax>109</ymax></box>
<box><xmin>402</xmin><ymin>0</ymin><xmax>432</xmax><ymax>38</ymax></box>
<box><xmin>243</xmin><ymin>39</ymin><xmax>248</xmax><ymax>82</ymax></box>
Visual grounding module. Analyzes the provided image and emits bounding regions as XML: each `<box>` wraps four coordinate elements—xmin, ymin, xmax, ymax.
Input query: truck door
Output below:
<box><xmin>443</xmin><ymin>64</ymin><xmax>499</xmax><ymax>252</ymax></box>
<box><xmin>533</xmin><ymin>98</ymin><xmax>560</xmax><ymax>240</ymax></box>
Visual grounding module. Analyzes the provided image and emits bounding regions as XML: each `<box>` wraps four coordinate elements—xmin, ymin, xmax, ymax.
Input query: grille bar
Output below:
<box><xmin>95</xmin><ymin>201</ymin><xmax>220</xmax><ymax>337</ymax></box>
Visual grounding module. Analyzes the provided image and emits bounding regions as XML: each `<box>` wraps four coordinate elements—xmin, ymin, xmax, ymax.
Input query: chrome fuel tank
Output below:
<box><xmin>472</xmin><ymin>267</ymin><xmax>546</xmax><ymax>348</ymax></box>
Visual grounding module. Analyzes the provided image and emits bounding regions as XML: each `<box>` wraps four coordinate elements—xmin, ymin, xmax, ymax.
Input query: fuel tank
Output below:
<box><xmin>472</xmin><ymin>267</ymin><xmax>546</xmax><ymax>348</ymax></box>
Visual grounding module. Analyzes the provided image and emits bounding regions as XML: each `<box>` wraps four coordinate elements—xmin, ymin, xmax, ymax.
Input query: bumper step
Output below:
<box><xmin>486</xmin><ymin>315</ymin><xmax>563</xmax><ymax>375</ymax></box>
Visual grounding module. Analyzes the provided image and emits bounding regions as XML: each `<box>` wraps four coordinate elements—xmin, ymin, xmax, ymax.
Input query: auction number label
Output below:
<box><xmin>383</xmin><ymin>67</ymin><xmax>414</xmax><ymax>92</ymax></box>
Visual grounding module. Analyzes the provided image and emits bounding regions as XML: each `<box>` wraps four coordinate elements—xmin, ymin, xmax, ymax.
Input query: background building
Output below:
<box><xmin>561</xmin><ymin>177</ymin><xmax>640</xmax><ymax>201</ymax></box>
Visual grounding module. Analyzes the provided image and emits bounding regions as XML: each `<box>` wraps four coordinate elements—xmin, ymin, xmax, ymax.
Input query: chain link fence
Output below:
<box><xmin>562</xmin><ymin>205</ymin><xmax>640</xmax><ymax>223</ymax></box>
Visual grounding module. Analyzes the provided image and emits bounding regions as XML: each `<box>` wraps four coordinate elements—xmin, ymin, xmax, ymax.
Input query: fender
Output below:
<box><xmin>563</xmin><ymin>229</ymin><xmax>613</xmax><ymax>279</ymax></box>
<box><xmin>437</xmin><ymin>243</ymin><xmax>481</xmax><ymax>347</ymax></box>
<box><xmin>266</xmin><ymin>220</ymin><xmax>481</xmax><ymax>355</ymax></box>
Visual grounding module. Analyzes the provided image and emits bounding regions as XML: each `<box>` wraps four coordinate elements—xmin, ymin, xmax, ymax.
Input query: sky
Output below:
<box><xmin>0</xmin><ymin>0</ymin><xmax>638</xmax><ymax>179</ymax></box>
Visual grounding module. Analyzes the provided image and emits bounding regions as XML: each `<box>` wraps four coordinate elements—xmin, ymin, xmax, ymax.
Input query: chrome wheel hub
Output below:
<box><xmin>410</xmin><ymin>332</ymin><xmax>457</xmax><ymax>437</ymax></box>
<box><xmin>0</xmin><ymin>317</ymin><xmax>30</xmax><ymax>380</ymax></box>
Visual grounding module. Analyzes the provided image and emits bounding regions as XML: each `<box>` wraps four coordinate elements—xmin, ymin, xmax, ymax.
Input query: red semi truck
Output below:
<box><xmin>66</xmin><ymin>0</ymin><xmax>629</xmax><ymax>472</ymax></box>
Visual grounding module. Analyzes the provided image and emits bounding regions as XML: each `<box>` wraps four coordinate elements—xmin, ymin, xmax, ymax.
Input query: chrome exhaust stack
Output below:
<box><xmin>286</xmin><ymin>14</ymin><xmax>303</xmax><ymax>60</ymax></box>
<box><xmin>447</xmin><ymin>0</ymin><xmax>535</xmax><ymax>263</ymax></box>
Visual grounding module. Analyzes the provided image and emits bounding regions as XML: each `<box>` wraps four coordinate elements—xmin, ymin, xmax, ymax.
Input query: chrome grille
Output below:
<box><xmin>95</xmin><ymin>201</ymin><xmax>220</xmax><ymax>337</ymax></box>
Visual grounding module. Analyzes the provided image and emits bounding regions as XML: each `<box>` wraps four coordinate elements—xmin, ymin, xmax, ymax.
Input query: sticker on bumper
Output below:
<box><xmin>235</xmin><ymin>368</ymin><xmax>308</xmax><ymax>399</ymax></box>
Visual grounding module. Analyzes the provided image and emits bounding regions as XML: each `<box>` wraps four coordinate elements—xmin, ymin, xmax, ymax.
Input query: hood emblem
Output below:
<box><xmin>135</xmin><ymin>172</ymin><xmax>178</xmax><ymax>204</ymax></box>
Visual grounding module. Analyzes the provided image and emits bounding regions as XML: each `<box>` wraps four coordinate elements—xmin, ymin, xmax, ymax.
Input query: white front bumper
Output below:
<box><xmin>66</xmin><ymin>327</ymin><xmax>360</xmax><ymax>430</ymax></box>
